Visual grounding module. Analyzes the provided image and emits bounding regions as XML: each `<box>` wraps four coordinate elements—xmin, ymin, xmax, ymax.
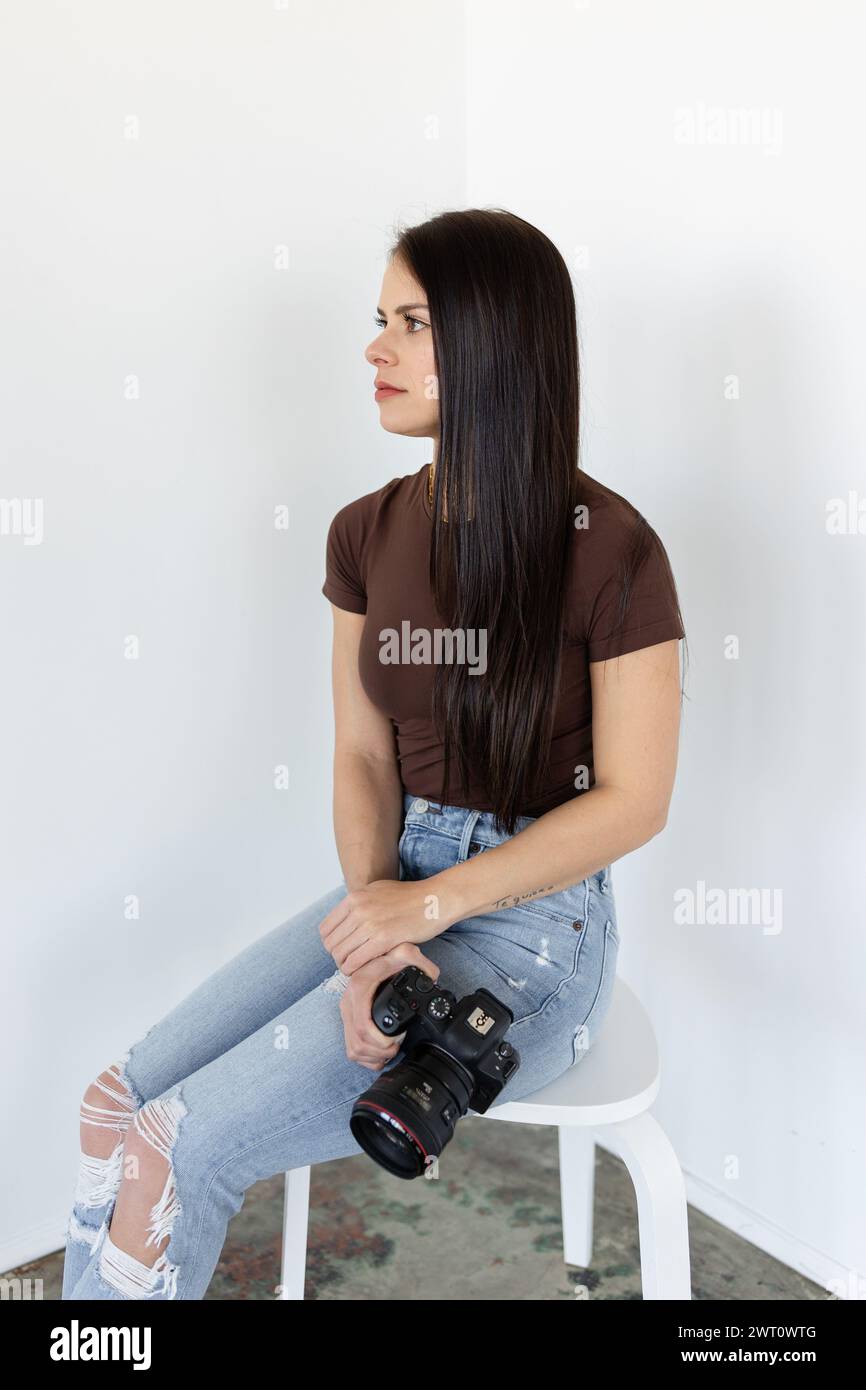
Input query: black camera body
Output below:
<box><xmin>349</xmin><ymin>965</ymin><xmax>520</xmax><ymax>1179</ymax></box>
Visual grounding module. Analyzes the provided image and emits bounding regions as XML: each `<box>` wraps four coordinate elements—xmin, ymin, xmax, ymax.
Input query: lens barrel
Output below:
<box><xmin>349</xmin><ymin>1046</ymin><xmax>474</xmax><ymax>1178</ymax></box>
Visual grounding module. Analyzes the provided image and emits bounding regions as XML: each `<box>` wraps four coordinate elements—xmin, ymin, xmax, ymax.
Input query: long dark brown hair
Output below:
<box><xmin>389</xmin><ymin>209</ymin><xmax>687</xmax><ymax>835</ymax></box>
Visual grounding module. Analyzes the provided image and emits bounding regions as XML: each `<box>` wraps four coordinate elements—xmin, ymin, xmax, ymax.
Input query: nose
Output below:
<box><xmin>365</xmin><ymin>334</ymin><xmax>395</xmax><ymax>367</ymax></box>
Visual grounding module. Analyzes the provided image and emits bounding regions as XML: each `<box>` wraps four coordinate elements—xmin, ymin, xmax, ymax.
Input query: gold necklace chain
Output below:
<box><xmin>427</xmin><ymin>462</ymin><xmax>435</xmax><ymax>506</ymax></box>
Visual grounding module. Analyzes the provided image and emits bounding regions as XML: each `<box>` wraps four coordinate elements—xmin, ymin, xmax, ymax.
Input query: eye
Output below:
<box><xmin>373</xmin><ymin>313</ymin><xmax>429</xmax><ymax>333</ymax></box>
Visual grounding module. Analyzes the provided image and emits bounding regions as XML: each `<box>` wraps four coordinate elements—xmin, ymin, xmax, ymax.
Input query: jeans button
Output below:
<box><xmin>413</xmin><ymin>798</ymin><xmax>429</xmax><ymax>813</ymax></box>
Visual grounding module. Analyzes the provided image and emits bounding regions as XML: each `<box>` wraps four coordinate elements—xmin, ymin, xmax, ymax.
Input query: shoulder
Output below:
<box><xmin>325</xmin><ymin>469</ymin><xmax>414</xmax><ymax>541</ymax></box>
<box><xmin>570</xmin><ymin>471</ymin><xmax>656</xmax><ymax>605</ymax></box>
<box><xmin>573</xmin><ymin>468</ymin><xmax>650</xmax><ymax>555</ymax></box>
<box><xmin>322</xmin><ymin>468</ymin><xmax>418</xmax><ymax>613</ymax></box>
<box><xmin>567</xmin><ymin>468</ymin><xmax>683</xmax><ymax>656</ymax></box>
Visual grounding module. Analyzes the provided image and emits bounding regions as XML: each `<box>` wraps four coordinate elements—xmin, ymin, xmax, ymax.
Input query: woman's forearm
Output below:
<box><xmin>333</xmin><ymin>751</ymin><xmax>404</xmax><ymax>891</ymax></box>
<box><xmin>429</xmin><ymin>785</ymin><xmax>665</xmax><ymax>925</ymax></box>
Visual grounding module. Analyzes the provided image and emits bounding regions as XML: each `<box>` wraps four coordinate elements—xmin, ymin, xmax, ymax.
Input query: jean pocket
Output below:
<box><xmin>448</xmin><ymin>903</ymin><xmax>586</xmax><ymax>1022</ymax></box>
<box><xmin>580</xmin><ymin>870</ymin><xmax>619</xmax><ymax>945</ymax></box>
<box><xmin>572</xmin><ymin>919</ymin><xmax>619</xmax><ymax>1063</ymax></box>
<box><xmin>397</xmin><ymin>821</ymin><xmax>426</xmax><ymax>878</ymax></box>
<box><xmin>512</xmin><ymin>876</ymin><xmax>589</xmax><ymax>929</ymax></box>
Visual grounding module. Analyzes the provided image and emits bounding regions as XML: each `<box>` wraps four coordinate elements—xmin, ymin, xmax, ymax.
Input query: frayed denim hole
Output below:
<box><xmin>121</xmin><ymin>1088</ymin><xmax>189</xmax><ymax>1299</ymax></box>
<box><xmin>114</xmin><ymin>1035</ymin><xmax>153</xmax><ymax>1112</ymax></box>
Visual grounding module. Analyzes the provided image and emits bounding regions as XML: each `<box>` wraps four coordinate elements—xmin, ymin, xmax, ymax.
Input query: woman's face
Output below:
<box><xmin>365</xmin><ymin>256</ymin><xmax>438</xmax><ymax>442</ymax></box>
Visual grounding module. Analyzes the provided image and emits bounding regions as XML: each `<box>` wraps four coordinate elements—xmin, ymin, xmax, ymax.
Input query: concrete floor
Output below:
<box><xmin>10</xmin><ymin>1119</ymin><xmax>827</xmax><ymax>1300</ymax></box>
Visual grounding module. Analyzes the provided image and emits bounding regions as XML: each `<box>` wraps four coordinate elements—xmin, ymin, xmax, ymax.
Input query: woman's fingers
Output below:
<box><xmin>388</xmin><ymin>941</ymin><xmax>441</xmax><ymax>982</ymax></box>
<box><xmin>346</xmin><ymin>1028</ymin><xmax>401</xmax><ymax>1069</ymax></box>
<box><xmin>339</xmin><ymin>943</ymin><xmax>438</xmax><ymax>1069</ymax></box>
<box><xmin>340</xmin><ymin>985</ymin><xmax>402</xmax><ymax>1068</ymax></box>
<box><xmin>354</xmin><ymin>1044</ymin><xmax>399</xmax><ymax>1071</ymax></box>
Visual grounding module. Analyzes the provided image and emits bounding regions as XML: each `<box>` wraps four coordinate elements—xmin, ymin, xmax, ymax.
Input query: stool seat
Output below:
<box><xmin>481</xmin><ymin>976</ymin><xmax>659</xmax><ymax>1128</ymax></box>
<box><xmin>280</xmin><ymin>977</ymin><xmax>691</xmax><ymax>1300</ymax></box>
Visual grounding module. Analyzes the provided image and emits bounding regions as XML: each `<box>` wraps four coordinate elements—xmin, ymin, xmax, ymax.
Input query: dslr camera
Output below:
<box><xmin>349</xmin><ymin>964</ymin><xmax>520</xmax><ymax>1178</ymax></box>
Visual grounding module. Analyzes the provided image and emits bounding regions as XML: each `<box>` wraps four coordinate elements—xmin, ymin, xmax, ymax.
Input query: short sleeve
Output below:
<box><xmin>321</xmin><ymin>500</ymin><xmax>368</xmax><ymax>614</ymax></box>
<box><xmin>579</xmin><ymin>501</ymin><xmax>684</xmax><ymax>662</ymax></box>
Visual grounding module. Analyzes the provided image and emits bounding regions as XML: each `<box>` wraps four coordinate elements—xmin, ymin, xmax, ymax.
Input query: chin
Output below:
<box><xmin>379</xmin><ymin>415</ymin><xmax>435</xmax><ymax>439</ymax></box>
<box><xmin>380</xmin><ymin>421</ymin><xmax>416</xmax><ymax>437</ymax></box>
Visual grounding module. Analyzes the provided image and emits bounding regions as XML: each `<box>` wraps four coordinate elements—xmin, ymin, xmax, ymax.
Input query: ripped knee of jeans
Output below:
<box><xmin>80</xmin><ymin>1056</ymin><xmax>139</xmax><ymax>1132</ymax></box>
<box><xmin>73</xmin><ymin>1054</ymin><xmax>144</xmax><ymax>1211</ymax></box>
<box><xmin>94</xmin><ymin>1088</ymin><xmax>189</xmax><ymax>1300</ymax></box>
<box><xmin>133</xmin><ymin>1091</ymin><xmax>188</xmax><ymax>1252</ymax></box>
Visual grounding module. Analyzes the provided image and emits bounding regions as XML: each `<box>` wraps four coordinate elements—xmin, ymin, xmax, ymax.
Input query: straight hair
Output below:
<box><xmin>390</xmin><ymin>208</ymin><xmax>687</xmax><ymax>835</ymax></box>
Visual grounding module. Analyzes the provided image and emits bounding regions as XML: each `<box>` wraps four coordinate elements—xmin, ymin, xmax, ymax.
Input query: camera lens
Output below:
<box><xmin>350</xmin><ymin>1048</ymin><xmax>473</xmax><ymax>1179</ymax></box>
<box><xmin>349</xmin><ymin>1104</ymin><xmax>426</xmax><ymax>1178</ymax></box>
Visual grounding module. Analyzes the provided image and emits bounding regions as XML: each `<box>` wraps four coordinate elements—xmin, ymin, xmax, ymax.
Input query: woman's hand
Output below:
<box><xmin>340</xmin><ymin>943</ymin><xmax>442</xmax><ymax>1070</ymax></box>
<box><xmin>319</xmin><ymin>876</ymin><xmax>455</xmax><ymax>975</ymax></box>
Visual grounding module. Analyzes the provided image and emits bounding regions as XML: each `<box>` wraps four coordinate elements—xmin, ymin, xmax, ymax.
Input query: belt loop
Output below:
<box><xmin>457</xmin><ymin>809</ymin><xmax>482</xmax><ymax>861</ymax></box>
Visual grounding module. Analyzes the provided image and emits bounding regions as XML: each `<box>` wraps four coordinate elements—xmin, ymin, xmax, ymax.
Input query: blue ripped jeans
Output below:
<box><xmin>61</xmin><ymin>792</ymin><xmax>620</xmax><ymax>1300</ymax></box>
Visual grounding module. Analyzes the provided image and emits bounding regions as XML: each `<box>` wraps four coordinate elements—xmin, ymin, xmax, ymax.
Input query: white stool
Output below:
<box><xmin>278</xmin><ymin>977</ymin><xmax>691</xmax><ymax>1300</ymax></box>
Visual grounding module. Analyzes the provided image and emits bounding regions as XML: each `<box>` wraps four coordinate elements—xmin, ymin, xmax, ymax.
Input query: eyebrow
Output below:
<box><xmin>376</xmin><ymin>303</ymin><xmax>429</xmax><ymax>315</ymax></box>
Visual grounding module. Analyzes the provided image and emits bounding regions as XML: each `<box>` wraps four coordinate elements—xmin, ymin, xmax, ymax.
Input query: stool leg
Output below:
<box><xmin>558</xmin><ymin>1126</ymin><xmax>596</xmax><ymax>1268</ymax></box>
<box><xmin>278</xmin><ymin>1165</ymin><xmax>311</xmax><ymax>1300</ymax></box>
<box><xmin>599</xmin><ymin>1113</ymin><xmax>691</xmax><ymax>1300</ymax></box>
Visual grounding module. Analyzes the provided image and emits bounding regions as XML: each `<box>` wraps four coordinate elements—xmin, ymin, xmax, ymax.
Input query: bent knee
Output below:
<box><xmin>115</xmin><ymin>1091</ymin><xmax>188</xmax><ymax>1255</ymax></box>
<box><xmin>73</xmin><ymin>1061</ymin><xmax>141</xmax><ymax>1206</ymax></box>
<box><xmin>120</xmin><ymin>1117</ymin><xmax>164</xmax><ymax>1185</ymax></box>
<box><xmin>82</xmin><ymin>1061</ymin><xmax>138</xmax><ymax>1117</ymax></box>
<box><xmin>118</xmin><ymin>1092</ymin><xmax>189</xmax><ymax>1193</ymax></box>
<box><xmin>79</xmin><ymin>1061</ymin><xmax>140</xmax><ymax>1153</ymax></box>
<box><xmin>82</xmin><ymin>1064</ymin><xmax>133</xmax><ymax>1111</ymax></box>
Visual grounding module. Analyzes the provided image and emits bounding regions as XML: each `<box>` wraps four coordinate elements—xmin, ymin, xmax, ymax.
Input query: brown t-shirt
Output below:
<box><xmin>322</xmin><ymin>462</ymin><xmax>684</xmax><ymax>818</ymax></box>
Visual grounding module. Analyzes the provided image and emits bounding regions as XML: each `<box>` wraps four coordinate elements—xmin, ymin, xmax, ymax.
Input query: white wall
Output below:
<box><xmin>4</xmin><ymin>0</ymin><xmax>863</xmax><ymax>1295</ymax></box>
<box><xmin>466</xmin><ymin>0</ymin><xmax>866</xmax><ymax>1292</ymax></box>
<box><xmin>0</xmin><ymin>0</ymin><xmax>465</xmax><ymax>1269</ymax></box>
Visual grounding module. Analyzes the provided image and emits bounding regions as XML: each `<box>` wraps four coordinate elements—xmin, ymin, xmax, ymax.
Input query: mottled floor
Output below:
<box><xmin>11</xmin><ymin>1120</ymin><xmax>826</xmax><ymax>1300</ymax></box>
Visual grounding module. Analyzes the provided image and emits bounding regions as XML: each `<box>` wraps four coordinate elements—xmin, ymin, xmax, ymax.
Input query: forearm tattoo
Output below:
<box><xmin>492</xmin><ymin>884</ymin><xmax>556</xmax><ymax>910</ymax></box>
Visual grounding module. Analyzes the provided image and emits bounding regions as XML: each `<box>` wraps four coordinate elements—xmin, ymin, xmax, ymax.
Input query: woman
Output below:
<box><xmin>62</xmin><ymin>208</ymin><xmax>686</xmax><ymax>1300</ymax></box>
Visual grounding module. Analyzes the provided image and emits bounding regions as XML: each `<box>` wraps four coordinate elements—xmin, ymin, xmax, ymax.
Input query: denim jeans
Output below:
<box><xmin>61</xmin><ymin>791</ymin><xmax>620</xmax><ymax>1300</ymax></box>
